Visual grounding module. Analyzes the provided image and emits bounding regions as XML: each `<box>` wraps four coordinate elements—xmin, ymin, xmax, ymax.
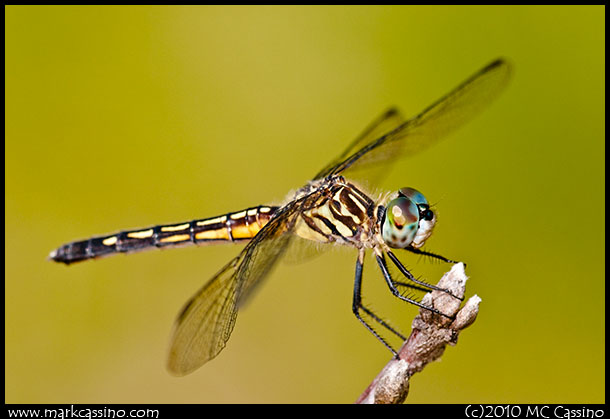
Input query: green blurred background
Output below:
<box><xmin>5</xmin><ymin>6</ymin><xmax>604</xmax><ymax>403</ymax></box>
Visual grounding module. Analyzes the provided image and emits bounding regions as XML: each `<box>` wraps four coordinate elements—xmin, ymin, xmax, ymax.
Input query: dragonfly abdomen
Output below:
<box><xmin>49</xmin><ymin>205</ymin><xmax>279</xmax><ymax>265</ymax></box>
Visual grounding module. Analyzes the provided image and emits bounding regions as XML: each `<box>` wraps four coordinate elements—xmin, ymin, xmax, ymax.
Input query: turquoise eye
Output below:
<box><xmin>382</xmin><ymin>197</ymin><xmax>420</xmax><ymax>248</ymax></box>
<box><xmin>399</xmin><ymin>187</ymin><xmax>428</xmax><ymax>207</ymax></box>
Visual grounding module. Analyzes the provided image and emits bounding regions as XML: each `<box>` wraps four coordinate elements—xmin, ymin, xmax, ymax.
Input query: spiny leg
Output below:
<box><xmin>359</xmin><ymin>305</ymin><xmax>406</xmax><ymax>342</ymax></box>
<box><xmin>352</xmin><ymin>249</ymin><xmax>405</xmax><ymax>357</ymax></box>
<box><xmin>375</xmin><ymin>251</ymin><xmax>453</xmax><ymax>320</ymax></box>
<box><xmin>391</xmin><ymin>280</ymin><xmax>437</xmax><ymax>294</ymax></box>
<box><xmin>406</xmin><ymin>247</ymin><xmax>461</xmax><ymax>265</ymax></box>
<box><xmin>387</xmin><ymin>250</ymin><xmax>463</xmax><ymax>301</ymax></box>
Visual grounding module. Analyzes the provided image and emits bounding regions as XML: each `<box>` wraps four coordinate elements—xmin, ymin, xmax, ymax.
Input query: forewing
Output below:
<box><xmin>167</xmin><ymin>202</ymin><xmax>300</xmax><ymax>376</ymax></box>
<box><xmin>324</xmin><ymin>59</ymin><xmax>512</xmax><ymax>182</ymax></box>
<box><xmin>234</xmin><ymin>203</ymin><xmax>300</xmax><ymax>307</ymax></box>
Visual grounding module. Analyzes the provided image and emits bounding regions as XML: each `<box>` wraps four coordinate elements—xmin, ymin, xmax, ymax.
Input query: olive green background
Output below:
<box><xmin>6</xmin><ymin>6</ymin><xmax>604</xmax><ymax>403</ymax></box>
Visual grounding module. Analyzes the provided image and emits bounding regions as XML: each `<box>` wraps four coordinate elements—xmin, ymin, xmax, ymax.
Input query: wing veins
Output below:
<box><xmin>318</xmin><ymin>58</ymin><xmax>512</xmax><ymax>182</ymax></box>
<box><xmin>167</xmin><ymin>200</ymin><xmax>302</xmax><ymax>376</ymax></box>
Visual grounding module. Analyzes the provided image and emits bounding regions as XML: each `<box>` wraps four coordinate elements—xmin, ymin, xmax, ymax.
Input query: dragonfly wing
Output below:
<box><xmin>234</xmin><ymin>203</ymin><xmax>300</xmax><ymax>307</ymax></box>
<box><xmin>167</xmin><ymin>254</ymin><xmax>241</xmax><ymax>376</ymax></box>
<box><xmin>322</xmin><ymin>59</ymin><xmax>512</xmax><ymax>183</ymax></box>
<box><xmin>312</xmin><ymin>107</ymin><xmax>406</xmax><ymax>180</ymax></box>
<box><xmin>167</xmin><ymin>202</ymin><xmax>300</xmax><ymax>376</ymax></box>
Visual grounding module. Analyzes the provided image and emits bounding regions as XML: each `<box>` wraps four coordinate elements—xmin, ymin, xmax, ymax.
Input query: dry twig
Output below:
<box><xmin>355</xmin><ymin>263</ymin><xmax>480</xmax><ymax>404</ymax></box>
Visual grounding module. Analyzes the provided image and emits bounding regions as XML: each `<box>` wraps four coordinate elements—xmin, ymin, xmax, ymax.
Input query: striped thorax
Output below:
<box><xmin>293</xmin><ymin>176</ymin><xmax>375</xmax><ymax>247</ymax></box>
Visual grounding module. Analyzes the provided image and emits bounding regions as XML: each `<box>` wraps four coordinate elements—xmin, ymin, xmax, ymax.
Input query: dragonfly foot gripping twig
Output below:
<box><xmin>355</xmin><ymin>263</ymin><xmax>480</xmax><ymax>404</ymax></box>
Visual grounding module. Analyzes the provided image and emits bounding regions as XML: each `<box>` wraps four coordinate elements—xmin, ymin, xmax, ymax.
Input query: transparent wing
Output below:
<box><xmin>313</xmin><ymin>107</ymin><xmax>406</xmax><ymax>180</ymax></box>
<box><xmin>318</xmin><ymin>58</ymin><xmax>512</xmax><ymax>183</ymax></box>
<box><xmin>167</xmin><ymin>202</ymin><xmax>300</xmax><ymax>376</ymax></box>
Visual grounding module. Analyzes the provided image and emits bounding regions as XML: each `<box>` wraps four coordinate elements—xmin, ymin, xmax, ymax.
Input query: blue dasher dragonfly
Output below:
<box><xmin>50</xmin><ymin>58</ymin><xmax>511</xmax><ymax>376</ymax></box>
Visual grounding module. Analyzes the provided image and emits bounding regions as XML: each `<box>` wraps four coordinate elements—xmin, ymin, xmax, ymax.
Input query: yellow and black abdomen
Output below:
<box><xmin>49</xmin><ymin>205</ymin><xmax>279</xmax><ymax>265</ymax></box>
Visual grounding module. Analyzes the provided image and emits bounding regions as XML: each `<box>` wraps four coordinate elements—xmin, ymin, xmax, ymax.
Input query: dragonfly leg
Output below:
<box><xmin>375</xmin><ymin>252</ymin><xmax>454</xmax><ymax>320</ymax></box>
<box><xmin>352</xmin><ymin>249</ymin><xmax>404</xmax><ymax>357</ymax></box>
<box><xmin>406</xmin><ymin>247</ymin><xmax>462</xmax><ymax>265</ymax></box>
<box><xmin>387</xmin><ymin>250</ymin><xmax>463</xmax><ymax>301</ymax></box>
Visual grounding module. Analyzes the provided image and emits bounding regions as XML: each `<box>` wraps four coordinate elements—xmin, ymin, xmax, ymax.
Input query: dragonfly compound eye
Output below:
<box><xmin>399</xmin><ymin>187</ymin><xmax>434</xmax><ymax>221</ymax></box>
<box><xmin>398</xmin><ymin>187</ymin><xmax>428</xmax><ymax>207</ymax></box>
<box><xmin>382</xmin><ymin>197</ymin><xmax>420</xmax><ymax>248</ymax></box>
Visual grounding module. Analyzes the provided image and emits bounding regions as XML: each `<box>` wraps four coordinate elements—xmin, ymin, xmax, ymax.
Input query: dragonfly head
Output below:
<box><xmin>380</xmin><ymin>187</ymin><xmax>436</xmax><ymax>249</ymax></box>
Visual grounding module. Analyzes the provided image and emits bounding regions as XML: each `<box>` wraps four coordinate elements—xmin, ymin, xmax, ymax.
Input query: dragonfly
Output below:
<box><xmin>49</xmin><ymin>58</ymin><xmax>511</xmax><ymax>376</ymax></box>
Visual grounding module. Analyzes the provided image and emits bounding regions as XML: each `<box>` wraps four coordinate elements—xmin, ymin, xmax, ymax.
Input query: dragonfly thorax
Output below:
<box><xmin>380</xmin><ymin>187</ymin><xmax>436</xmax><ymax>249</ymax></box>
<box><xmin>292</xmin><ymin>176</ymin><xmax>378</xmax><ymax>247</ymax></box>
